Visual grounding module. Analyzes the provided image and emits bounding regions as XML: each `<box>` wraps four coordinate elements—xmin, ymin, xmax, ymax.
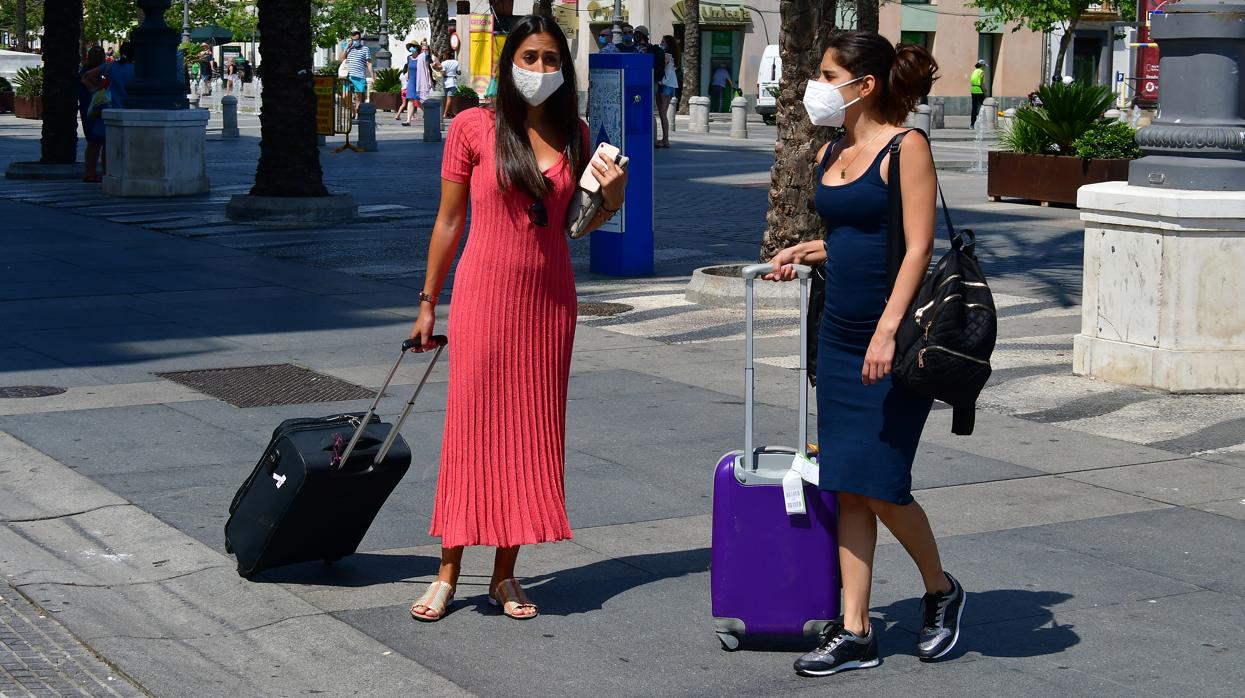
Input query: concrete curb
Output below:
<box><xmin>684</xmin><ymin>264</ymin><xmax>803</xmax><ymax>309</ymax></box>
<box><xmin>0</xmin><ymin>431</ymin><xmax>473</xmax><ymax>698</ymax></box>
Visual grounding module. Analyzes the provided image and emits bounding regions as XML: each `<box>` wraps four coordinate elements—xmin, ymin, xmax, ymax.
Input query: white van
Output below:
<box><xmin>756</xmin><ymin>44</ymin><xmax>781</xmax><ymax>125</ymax></box>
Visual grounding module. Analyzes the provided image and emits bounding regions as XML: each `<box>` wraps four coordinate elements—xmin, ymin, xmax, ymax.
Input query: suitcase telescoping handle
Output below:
<box><xmin>336</xmin><ymin>335</ymin><xmax>448</xmax><ymax>469</ymax></box>
<box><xmin>740</xmin><ymin>263</ymin><xmax>811</xmax><ymax>471</ymax></box>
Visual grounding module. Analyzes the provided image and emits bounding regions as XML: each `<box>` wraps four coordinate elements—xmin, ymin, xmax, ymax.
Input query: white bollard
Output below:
<box><xmin>221</xmin><ymin>95</ymin><xmax>239</xmax><ymax>138</ymax></box>
<box><xmin>666</xmin><ymin>98</ymin><xmax>677</xmax><ymax>134</ymax></box>
<box><xmin>689</xmin><ymin>96</ymin><xmax>710</xmax><ymax>133</ymax></box>
<box><xmin>931</xmin><ymin>97</ymin><xmax>945</xmax><ymax>129</ymax></box>
<box><xmin>357</xmin><ymin>102</ymin><xmax>378</xmax><ymax>151</ymax></box>
<box><xmin>913</xmin><ymin>104</ymin><xmax>932</xmax><ymax>135</ymax></box>
<box><xmin>1001</xmin><ymin>107</ymin><xmax>1017</xmax><ymax>130</ymax></box>
<box><xmin>730</xmin><ymin>96</ymin><xmax>748</xmax><ymax>139</ymax></box>
<box><xmin>981</xmin><ymin>97</ymin><xmax>999</xmax><ymax>131</ymax></box>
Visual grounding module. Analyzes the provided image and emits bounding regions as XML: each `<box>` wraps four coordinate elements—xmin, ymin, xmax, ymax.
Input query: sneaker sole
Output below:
<box><xmin>920</xmin><ymin>586</ymin><xmax>967</xmax><ymax>662</ymax></box>
<box><xmin>795</xmin><ymin>658</ymin><xmax>881</xmax><ymax>677</ymax></box>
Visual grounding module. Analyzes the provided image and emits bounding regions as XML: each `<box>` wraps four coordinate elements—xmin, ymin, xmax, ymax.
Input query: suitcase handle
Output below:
<box><xmin>336</xmin><ymin>338</ymin><xmax>448</xmax><ymax>470</ymax></box>
<box><xmin>743</xmin><ymin>263</ymin><xmax>810</xmax><ymax>471</ymax></box>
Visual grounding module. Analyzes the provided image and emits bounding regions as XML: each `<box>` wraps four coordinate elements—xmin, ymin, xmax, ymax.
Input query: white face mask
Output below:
<box><xmin>802</xmin><ymin>76</ymin><xmax>863</xmax><ymax>127</ymax></box>
<box><xmin>511</xmin><ymin>64</ymin><xmax>564</xmax><ymax>106</ymax></box>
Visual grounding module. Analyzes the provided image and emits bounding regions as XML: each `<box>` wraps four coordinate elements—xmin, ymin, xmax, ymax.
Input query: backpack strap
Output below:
<box><xmin>816</xmin><ymin>137</ymin><xmax>841</xmax><ymax>177</ymax></box>
<box><xmin>885</xmin><ymin>128</ymin><xmax>965</xmax><ymax>293</ymax></box>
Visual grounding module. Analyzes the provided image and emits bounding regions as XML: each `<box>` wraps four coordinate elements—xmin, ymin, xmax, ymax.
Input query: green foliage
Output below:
<box><xmin>0</xmin><ymin>76</ymin><xmax>11</xmax><ymax>92</ymax></box>
<box><xmin>1000</xmin><ymin>110</ymin><xmax>1057</xmax><ymax>154</ymax></box>
<box><xmin>453</xmin><ymin>85</ymin><xmax>478</xmax><ymax>98</ymax></box>
<box><xmin>221</xmin><ymin>1</ymin><xmax>258</xmax><ymax>41</ymax></box>
<box><xmin>373</xmin><ymin>68</ymin><xmax>402</xmax><ymax>93</ymax></box>
<box><xmin>311</xmin><ymin>0</ymin><xmax>420</xmax><ymax>49</ymax></box>
<box><xmin>316</xmin><ymin>60</ymin><xmax>342</xmax><ymax>77</ymax></box>
<box><xmin>0</xmin><ymin>0</ymin><xmax>45</xmax><ymax>46</ymax></box>
<box><xmin>1014</xmin><ymin>81</ymin><xmax>1114</xmax><ymax>155</ymax></box>
<box><xmin>12</xmin><ymin>66</ymin><xmax>42</xmax><ymax>98</ymax></box>
<box><xmin>1073</xmin><ymin>120</ymin><xmax>1141</xmax><ymax>160</ymax></box>
<box><xmin>969</xmin><ymin>0</ymin><xmax>1135</xmax><ymax>34</ymax></box>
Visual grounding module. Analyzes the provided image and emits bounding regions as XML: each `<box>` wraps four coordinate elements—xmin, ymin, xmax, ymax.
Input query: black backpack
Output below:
<box><xmin>886</xmin><ymin>130</ymin><xmax>996</xmax><ymax>435</ymax></box>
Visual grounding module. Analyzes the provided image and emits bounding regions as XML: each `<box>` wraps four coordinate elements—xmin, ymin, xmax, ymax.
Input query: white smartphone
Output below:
<box><xmin>579</xmin><ymin>142</ymin><xmax>622</xmax><ymax>192</ymax></box>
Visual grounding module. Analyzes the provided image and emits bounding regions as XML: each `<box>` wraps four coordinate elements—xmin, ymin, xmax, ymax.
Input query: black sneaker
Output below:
<box><xmin>917</xmin><ymin>571</ymin><xmax>966</xmax><ymax>662</ymax></box>
<box><xmin>793</xmin><ymin>621</ymin><xmax>880</xmax><ymax>677</ymax></box>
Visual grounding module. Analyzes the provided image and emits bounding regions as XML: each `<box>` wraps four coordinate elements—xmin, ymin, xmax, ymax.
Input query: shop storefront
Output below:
<box><xmin>672</xmin><ymin>1</ymin><xmax>753</xmax><ymax>112</ymax></box>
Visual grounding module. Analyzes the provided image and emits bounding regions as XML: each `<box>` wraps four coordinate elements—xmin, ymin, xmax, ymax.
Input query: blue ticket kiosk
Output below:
<box><xmin>586</xmin><ymin>53</ymin><xmax>654</xmax><ymax>276</ymax></box>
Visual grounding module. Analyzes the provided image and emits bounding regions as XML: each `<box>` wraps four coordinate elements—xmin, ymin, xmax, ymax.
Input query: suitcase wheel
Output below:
<box><xmin>716</xmin><ymin>631</ymin><xmax>741</xmax><ymax>652</ymax></box>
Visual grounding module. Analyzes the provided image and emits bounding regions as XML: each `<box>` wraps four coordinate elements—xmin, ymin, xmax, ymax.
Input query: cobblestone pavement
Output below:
<box><xmin>0</xmin><ymin>590</ymin><xmax>146</xmax><ymax>697</ymax></box>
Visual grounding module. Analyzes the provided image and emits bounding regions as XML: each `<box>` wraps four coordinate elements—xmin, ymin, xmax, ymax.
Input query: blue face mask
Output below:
<box><xmin>409</xmin><ymin>47</ymin><xmax>418</xmax><ymax>54</ymax></box>
<box><xmin>353</xmin><ymin>40</ymin><xmax>362</xmax><ymax>48</ymax></box>
<box><xmin>622</xmin><ymin>36</ymin><xmax>635</xmax><ymax>46</ymax></box>
<box><xmin>597</xmin><ymin>36</ymin><xmax>608</xmax><ymax>47</ymax></box>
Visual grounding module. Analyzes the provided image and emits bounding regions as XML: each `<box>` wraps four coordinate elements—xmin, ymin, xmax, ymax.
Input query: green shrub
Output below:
<box><xmin>1015</xmin><ymin>81</ymin><xmax>1115</xmax><ymax>155</ymax></box>
<box><xmin>316</xmin><ymin>60</ymin><xmax>341</xmax><ymax>77</ymax></box>
<box><xmin>0</xmin><ymin>76</ymin><xmax>11</xmax><ymax>92</ymax></box>
<box><xmin>373</xmin><ymin>68</ymin><xmax>402</xmax><ymax>93</ymax></box>
<box><xmin>12</xmin><ymin>66</ymin><xmax>42</xmax><ymax>98</ymax></box>
<box><xmin>1000</xmin><ymin>109</ymin><xmax>1057</xmax><ymax>155</ymax></box>
<box><xmin>453</xmin><ymin>85</ymin><xmax>478</xmax><ymax>98</ymax></box>
<box><xmin>1073</xmin><ymin>120</ymin><xmax>1142</xmax><ymax>160</ymax></box>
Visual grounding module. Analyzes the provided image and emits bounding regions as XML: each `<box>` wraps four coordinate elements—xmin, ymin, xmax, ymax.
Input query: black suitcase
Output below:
<box><xmin>224</xmin><ymin>337</ymin><xmax>446</xmax><ymax>577</ymax></box>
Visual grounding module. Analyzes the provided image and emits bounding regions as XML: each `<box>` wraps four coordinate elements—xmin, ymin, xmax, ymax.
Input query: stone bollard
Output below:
<box><xmin>356</xmin><ymin>102</ymin><xmax>378</xmax><ymax>151</ymax></box>
<box><xmin>688</xmin><ymin>96</ymin><xmax>710</xmax><ymax>133</ymax></box>
<box><xmin>188</xmin><ymin>94</ymin><xmax>200</xmax><ymax>110</ymax></box>
<box><xmin>981</xmin><ymin>97</ymin><xmax>998</xmax><ymax>131</ymax></box>
<box><xmin>913</xmin><ymin>104</ymin><xmax>932</xmax><ymax>135</ymax></box>
<box><xmin>730</xmin><ymin>96</ymin><xmax>748</xmax><ymax>139</ymax></box>
<box><xmin>931</xmin><ymin>97</ymin><xmax>945</xmax><ymax>129</ymax></box>
<box><xmin>667</xmin><ymin>99</ymin><xmax>677</xmax><ymax>134</ymax></box>
<box><xmin>422</xmin><ymin>92</ymin><xmax>443</xmax><ymax>143</ymax></box>
<box><xmin>1104</xmin><ymin>108</ymin><xmax>1123</xmax><ymax>123</ymax></box>
<box><xmin>221</xmin><ymin>95</ymin><xmax>239</xmax><ymax>138</ymax></box>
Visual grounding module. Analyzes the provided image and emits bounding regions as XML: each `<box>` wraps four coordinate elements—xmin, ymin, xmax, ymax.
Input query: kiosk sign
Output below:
<box><xmin>588</xmin><ymin>67</ymin><xmax>625</xmax><ymax>234</ymax></box>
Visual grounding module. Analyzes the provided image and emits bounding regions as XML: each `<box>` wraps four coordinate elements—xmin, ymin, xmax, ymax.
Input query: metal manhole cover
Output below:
<box><xmin>156</xmin><ymin>364</ymin><xmax>376</xmax><ymax>408</ymax></box>
<box><xmin>578</xmin><ymin>302</ymin><xmax>633</xmax><ymax>317</ymax></box>
<box><xmin>0</xmin><ymin>385</ymin><xmax>67</xmax><ymax>399</ymax></box>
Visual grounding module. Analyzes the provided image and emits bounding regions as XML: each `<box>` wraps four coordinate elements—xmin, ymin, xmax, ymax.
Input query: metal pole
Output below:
<box><xmin>182</xmin><ymin>0</ymin><xmax>191</xmax><ymax>44</ymax></box>
<box><xmin>375</xmin><ymin>0</ymin><xmax>392</xmax><ymax>70</ymax></box>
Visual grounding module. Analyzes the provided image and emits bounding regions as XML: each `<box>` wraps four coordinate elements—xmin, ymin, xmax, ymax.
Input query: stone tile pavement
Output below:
<box><xmin>1</xmin><ymin>113</ymin><xmax>1244</xmax><ymax>696</ymax></box>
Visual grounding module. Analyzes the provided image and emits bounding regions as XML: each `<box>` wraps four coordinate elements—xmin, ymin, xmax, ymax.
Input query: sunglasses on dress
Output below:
<box><xmin>528</xmin><ymin>200</ymin><xmax>548</xmax><ymax>227</ymax></box>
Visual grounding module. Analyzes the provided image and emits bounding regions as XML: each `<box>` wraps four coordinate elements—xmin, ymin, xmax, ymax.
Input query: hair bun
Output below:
<box><xmin>889</xmin><ymin>44</ymin><xmax>939</xmax><ymax>120</ymax></box>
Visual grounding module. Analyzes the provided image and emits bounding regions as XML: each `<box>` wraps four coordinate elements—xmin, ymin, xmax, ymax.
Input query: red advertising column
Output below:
<box><xmin>1134</xmin><ymin>0</ymin><xmax>1167</xmax><ymax>108</ymax></box>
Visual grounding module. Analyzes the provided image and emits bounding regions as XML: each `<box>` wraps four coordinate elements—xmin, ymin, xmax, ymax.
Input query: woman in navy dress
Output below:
<box><xmin>766</xmin><ymin>32</ymin><xmax>966</xmax><ymax>677</ymax></box>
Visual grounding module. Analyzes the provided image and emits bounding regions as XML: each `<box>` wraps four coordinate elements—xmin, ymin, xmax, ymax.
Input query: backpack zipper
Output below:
<box><xmin>918</xmin><ymin>345</ymin><xmax>991</xmax><ymax>369</ymax></box>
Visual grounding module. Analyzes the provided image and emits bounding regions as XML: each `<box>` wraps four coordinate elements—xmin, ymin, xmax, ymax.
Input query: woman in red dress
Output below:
<box><xmin>407</xmin><ymin>15</ymin><xmax>627</xmax><ymax>622</ymax></box>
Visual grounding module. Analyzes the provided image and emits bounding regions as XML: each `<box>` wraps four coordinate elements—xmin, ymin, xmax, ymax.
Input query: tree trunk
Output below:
<box><xmin>678</xmin><ymin>0</ymin><xmax>699</xmax><ymax>115</ymax></box>
<box><xmin>1052</xmin><ymin>18</ymin><xmax>1078</xmax><ymax>80</ymax></box>
<box><xmin>40</xmin><ymin>0</ymin><xmax>83</xmax><ymax>165</ymax></box>
<box><xmin>855</xmin><ymin>0</ymin><xmax>877</xmax><ymax>33</ymax></box>
<box><xmin>251</xmin><ymin>0</ymin><xmax>328</xmax><ymax>197</ymax></box>
<box><xmin>759</xmin><ymin>0</ymin><xmax>838</xmax><ymax>261</ymax></box>
<box><xmin>428</xmin><ymin>0</ymin><xmax>451</xmax><ymax>58</ymax></box>
<box><xmin>16</xmin><ymin>0</ymin><xmax>28</xmax><ymax>51</ymax></box>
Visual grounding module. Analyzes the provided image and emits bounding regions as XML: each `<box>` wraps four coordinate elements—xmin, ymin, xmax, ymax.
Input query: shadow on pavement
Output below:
<box><xmin>873</xmin><ymin>588</ymin><xmax>1079</xmax><ymax>660</ymax></box>
<box><xmin>520</xmin><ymin>547</ymin><xmax>711</xmax><ymax>616</ymax></box>
<box><xmin>252</xmin><ymin>551</ymin><xmax>443</xmax><ymax>587</ymax></box>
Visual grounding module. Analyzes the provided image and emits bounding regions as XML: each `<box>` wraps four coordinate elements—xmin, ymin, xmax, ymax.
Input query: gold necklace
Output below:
<box><xmin>837</xmin><ymin>128</ymin><xmax>890</xmax><ymax>179</ymax></box>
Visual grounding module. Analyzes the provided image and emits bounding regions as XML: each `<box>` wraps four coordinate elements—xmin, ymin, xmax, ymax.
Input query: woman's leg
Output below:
<box><xmin>837</xmin><ymin>491</ymin><xmax>878</xmax><ymax>636</ymax></box>
<box><xmin>411</xmin><ymin>545</ymin><xmax>464</xmax><ymax>619</ymax></box>
<box><xmin>406</xmin><ymin>98</ymin><xmax>415</xmax><ymax>123</ymax></box>
<box><xmin>84</xmin><ymin>141</ymin><xmax>101</xmax><ymax>178</ymax></box>
<box><xmin>869</xmin><ymin>498</ymin><xmax>952</xmax><ymax>595</ymax></box>
<box><xmin>490</xmin><ymin>546</ymin><xmax>535</xmax><ymax>619</ymax></box>
<box><xmin>657</xmin><ymin>94</ymin><xmax>671</xmax><ymax>144</ymax></box>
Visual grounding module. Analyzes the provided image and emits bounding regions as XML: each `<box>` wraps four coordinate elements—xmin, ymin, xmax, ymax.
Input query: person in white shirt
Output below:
<box><xmin>656</xmin><ymin>35</ymin><xmax>679</xmax><ymax>148</ymax></box>
<box><xmin>440</xmin><ymin>49</ymin><xmax>461</xmax><ymax>118</ymax></box>
<box><xmin>710</xmin><ymin>64</ymin><xmax>734</xmax><ymax>111</ymax></box>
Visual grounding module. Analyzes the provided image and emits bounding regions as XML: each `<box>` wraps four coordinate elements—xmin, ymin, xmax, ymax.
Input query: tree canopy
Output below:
<box><xmin>969</xmin><ymin>0</ymin><xmax>1134</xmax><ymax>35</ymax></box>
<box><xmin>311</xmin><ymin>0</ymin><xmax>421</xmax><ymax>49</ymax></box>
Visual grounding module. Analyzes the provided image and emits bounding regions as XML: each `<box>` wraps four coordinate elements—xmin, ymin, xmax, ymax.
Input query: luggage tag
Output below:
<box><xmin>782</xmin><ymin>453</ymin><xmax>820</xmax><ymax>515</ymax></box>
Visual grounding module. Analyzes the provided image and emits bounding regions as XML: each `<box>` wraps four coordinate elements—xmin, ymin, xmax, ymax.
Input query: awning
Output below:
<box><xmin>672</xmin><ymin>1</ymin><xmax>751</xmax><ymax>26</ymax></box>
<box><xmin>189</xmin><ymin>25</ymin><xmax>233</xmax><ymax>45</ymax></box>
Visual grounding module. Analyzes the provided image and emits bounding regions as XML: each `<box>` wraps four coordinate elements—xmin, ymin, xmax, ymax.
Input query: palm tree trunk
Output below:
<box><xmin>40</xmin><ymin>0</ymin><xmax>83</xmax><ymax>165</ymax></box>
<box><xmin>16</xmin><ymin>0</ymin><xmax>28</xmax><ymax>51</ymax></box>
<box><xmin>678</xmin><ymin>0</ymin><xmax>699</xmax><ymax>115</ymax></box>
<box><xmin>428</xmin><ymin>0</ymin><xmax>450</xmax><ymax>58</ymax></box>
<box><xmin>250</xmin><ymin>0</ymin><xmax>327</xmax><ymax>197</ymax></box>
<box><xmin>759</xmin><ymin>0</ymin><xmax>838</xmax><ymax>261</ymax></box>
<box><xmin>855</xmin><ymin>0</ymin><xmax>877</xmax><ymax>33</ymax></box>
<box><xmin>1052</xmin><ymin>18</ymin><xmax>1078</xmax><ymax>79</ymax></box>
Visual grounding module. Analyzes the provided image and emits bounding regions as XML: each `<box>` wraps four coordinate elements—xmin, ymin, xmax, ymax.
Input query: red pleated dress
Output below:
<box><xmin>431</xmin><ymin>107</ymin><xmax>585</xmax><ymax>548</ymax></box>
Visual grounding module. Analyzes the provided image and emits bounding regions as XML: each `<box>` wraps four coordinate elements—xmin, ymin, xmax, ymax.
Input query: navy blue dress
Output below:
<box><xmin>814</xmin><ymin>140</ymin><xmax>933</xmax><ymax>505</ymax></box>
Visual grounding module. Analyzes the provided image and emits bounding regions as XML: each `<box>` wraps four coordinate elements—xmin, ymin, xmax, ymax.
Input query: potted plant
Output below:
<box><xmin>447</xmin><ymin>84</ymin><xmax>479</xmax><ymax>118</ymax></box>
<box><xmin>987</xmin><ymin>82</ymin><xmax>1136</xmax><ymax>206</ymax></box>
<box><xmin>0</xmin><ymin>77</ymin><xmax>13</xmax><ymax>114</ymax></box>
<box><xmin>369</xmin><ymin>68</ymin><xmax>402</xmax><ymax>112</ymax></box>
<box><xmin>12</xmin><ymin>66</ymin><xmax>43</xmax><ymax>119</ymax></box>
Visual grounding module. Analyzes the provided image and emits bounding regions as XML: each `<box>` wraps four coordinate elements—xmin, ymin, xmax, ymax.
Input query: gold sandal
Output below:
<box><xmin>489</xmin><ymin>578</ymin><xmax>538</xmax><ymax>620</ymax></box>
<box><xmin>410</xmin><ymin>580</ymin><xmax>454</xmax><ymax>622</ymax></box>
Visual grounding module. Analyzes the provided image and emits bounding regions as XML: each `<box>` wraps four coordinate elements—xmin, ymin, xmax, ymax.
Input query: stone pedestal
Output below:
<box><xmin>102</xmin><ymin>109</ymin><xmax>210</xmax><ymax>197</ymax></box>
<box><xmin>357</xmin><ymin>103</ymin><xmax>378</xmax><ymax>151</ymax></box>
<box><xmin>226</xmin><ymin>194</ymin><xmax>359</xmax><ymax>223</ymax></box>
<box><xmin>688</xmin><ymin>96</ymin><xmax>710</xmax><ymax>133</ymax></box>
<box><xmin>1073</xmin><ymin>181</ymin><xmax>1245</xmax><ymax>392</ymax></box>
<box><xmin>729</xmin><ymin>96</ymin><xmax>748</xmax><ymax>139</ymax></box>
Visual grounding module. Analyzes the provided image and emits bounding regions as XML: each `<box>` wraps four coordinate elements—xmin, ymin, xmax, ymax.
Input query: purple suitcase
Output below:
<box><xmin>710</xmin><ymin>263</ymin><xmax>840</xmax><ymax>651</ymax></box>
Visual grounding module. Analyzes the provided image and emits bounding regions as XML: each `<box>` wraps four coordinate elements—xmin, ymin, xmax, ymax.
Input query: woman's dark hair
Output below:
<box><xmin>118</xmin><ymin>41</ymin><xmax>134</xmax><ymax>63</ymax></box>
<box><xmin>492</xmin><ymin>14</ymin><xmax>585</xmax><ymax>201</ymax></box>
<box><xmin>662</xmin><ymin>35</ymin><xmax>679</xmax><ymax>67</ymax></box>
<box><xmin>84</xmin><ymin>45</ymin><xmax>105</xmax><ymax>70</ymax></box>
<box><xmin>827</xmin><ymin>31</ymin><xmax>938</xmax><ymax>126</ymax></box>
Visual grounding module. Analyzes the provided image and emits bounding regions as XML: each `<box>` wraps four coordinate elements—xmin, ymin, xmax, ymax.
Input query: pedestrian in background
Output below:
<box><xmin>406</xmin><ymin>14</ymin><xmax>626</xmax><ymax>624</ymax></box>
<box><xmin>710</xmin><ymin>64</ymin><xmax>734</xmax><ymax>111</ymax></box>
<box><xmin>596</xmin><ymin>27</ymin><xmax>618</xmax><ymax>54</ymax></box>
<box><xmin>656</xmin><ymin>35</ymin><xmax>679</xmax><ymax>148</ymax></box>
<box><xmin>81</xmin><ymin>41</ymin><xmax>135</xmax><ymax>179</ymax></box>
<box><xmin>339</xmin><ymin>30</ymin><xmax>373</xmax><ymax>116</ymax></box>
<box><xmin>440</xmin><ymin>49</ymin><xmax>461</xmax><ymax>119</ymax></box>
<box><xmin>970</xmin><ymin>59</ymin><xmax>987</xmax><ymax>128</ymax></box>
<box><xmin>77</xmin><ymin>45</ymin><xmax>107</xmax><ymax>183</ymax></box>
<box><xmin>765</xmin><ymin>31</ymin><xmax>966</xmax><ymax>678</ymax></box>
<box><xmin>398</xmin><ymin>42</ymin><xmax>423</xmax><ymax>125</ymax></box>
<box><xmin>223</xmin><ymin>59</ymin><xmax>237</xmax><ymax>95</ymax></box>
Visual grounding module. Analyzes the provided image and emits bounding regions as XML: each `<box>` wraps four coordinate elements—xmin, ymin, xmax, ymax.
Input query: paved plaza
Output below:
<box><xmin>1</xmin><ymin>112</ymin><xmax>1243</xmax><ymax>697</ymax></box>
